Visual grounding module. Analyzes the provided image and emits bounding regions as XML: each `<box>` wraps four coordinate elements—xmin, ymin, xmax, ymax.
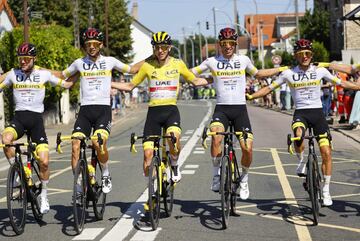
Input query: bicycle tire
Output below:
<box><xmin>7</xmin><ymin>163</ymin><xmax>27</xmax><ymax>235</ymax></box>
<box><xmin>73</xmin><ymin>159</ymin><xmax>87</xmax><ymax>234</ymax></box>
<box><xmin>163</xmin><ymin>164</ymin><xmax>174</xmax><ymax>217</ymax></box>
<box><xmin>148</xmin><ymin>156</ymin><xmax>161</xmax><ymax>230</ymax></box>
<box><xmin>29</xmin><ymin>160</ymin><xmax>43</xmax><ymax>222</ymax></box>
<box><xmin>230</xmin><ymin>154</ymin><xmax>239</xmax><ymax>215</ymax></box>
<box><xmin>307</xmin><ymin>154</ymin><xmax>319</xmax><ymax>225</ymax></box>
<box><xmin>93</xmin><ymin>160</ymin><xmax>107</xmax><ymax>220</ymax></box>
<box><xmin>220</xmin><ymin>155</ymin><xmax>231</xmax><ymax>229</ymax></box>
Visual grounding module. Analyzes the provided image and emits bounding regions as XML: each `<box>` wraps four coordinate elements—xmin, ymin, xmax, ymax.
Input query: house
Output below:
<box><xmin>0</xmin><ymin>0</ymin><xmax>17</xmax><ymax>38</ymax></box>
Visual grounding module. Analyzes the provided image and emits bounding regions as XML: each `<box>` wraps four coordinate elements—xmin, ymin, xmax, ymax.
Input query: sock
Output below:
<box><xmin>323</xmin><ymin>175</ymin><xmax>331</xmax><ymax>193</ymax></box>
<box><xmin>241</xmin><ymin>166</ymin><xmax>249</xmax><ymax>183</ymax></box>
<box><xmin>7</xmin><ymin>157</ymin><xmax>15</xmax><ymax>165</ymax></box>
<box><xmin>101</xmin><ymin>162</ymin><xmax>109</xmax><ymax>176</ymax></box>
<box><xmin>170</xmin><ymin>154</ymin><xmax>179</xmax><ymax>166</ymax></box>
<box><xmin>212</xmin><ymin>156</ymin><xmax>221</xmax><ymax>176</ymax></box>
<box><xmin>296</xmin><ymin>151</ymin><xmax>304</xmax><ymax>162</ymax></box>
<box><xmin>41</xmin><ymin>180</ymin><xmax>49</xmax><ymax>198</ymax></box>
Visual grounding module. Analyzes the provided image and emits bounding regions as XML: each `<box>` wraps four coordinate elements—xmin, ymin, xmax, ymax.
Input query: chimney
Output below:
<box><xmin>131</xmin><ymin>1</ymin><xmax>138</xmax><ymax>20</ymax></box>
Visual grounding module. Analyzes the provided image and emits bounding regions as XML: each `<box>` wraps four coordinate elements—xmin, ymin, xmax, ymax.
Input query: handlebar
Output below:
<box><xmin>0</xmin><ymin>142</ymin><xmax>40</xmax><ymax>160</ymax></box>
<box><xmin>130</xmin><ymin>132</ymin><xmax>178</xmax><ymax>154</ymax></box>
<box><xmin>56</xmin><ymin>132</ymin><xmax>105</xmax><ymax>154</ymax></box>
<box><xmin>201</xmin><ymin>127</ymin><xmax>248</xmax><ymax>149</ymax></box>
<box><xmin>287</xmin><ymin>131</ymin><xmax>332</xmax><ymax>154</ymax></box>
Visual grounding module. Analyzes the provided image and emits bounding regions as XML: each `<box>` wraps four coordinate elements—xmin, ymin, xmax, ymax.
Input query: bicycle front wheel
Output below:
<box><xmin>307</xmin><ymin>154</ymin><xmax>320</xmax><ymax>225</ymax></box>
<box><xmin>30</xmin><ymin>160</ymin><xmax>43</xmax><ymax>222</ymax></box>
<box><xmin>73</xmin><ymin>159</ymin><xmax>87</xmax><ymax>234</ymax></box>
<box><xmin>93</xmin><ymin>160</ymin><xmax>107</xmax><ymax>220</ymax></box>
<box><xmin>7</xmin><ymin>163</ymin><xmax>27</xmax><ymax>235</ymax></box>
<box><xmin>148</xmin><ymin>156</ymin><xmax>161</xmax><ymax>230</ymax></box>
<box><xmin>163</xmin><ymin>165</ymin><xmax>174</xmax><ymax>217</ymax></box>
<box><xmin>220</xmin><ymin>155</ymin><xmax>231</xmax><ymax>229</ymax></box>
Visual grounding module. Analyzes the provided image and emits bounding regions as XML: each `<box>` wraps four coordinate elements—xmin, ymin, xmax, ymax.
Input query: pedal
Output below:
<box><xmin>302</xmin><ymin>181</ymin><xmax>308</xmax><ymax>191</ymax></box>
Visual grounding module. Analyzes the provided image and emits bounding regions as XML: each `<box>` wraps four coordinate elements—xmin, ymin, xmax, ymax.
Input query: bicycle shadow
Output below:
<box><xmin>327</xmin><ymin>199</ymin><xmax>360</xmax><ymax>218</ymax></box>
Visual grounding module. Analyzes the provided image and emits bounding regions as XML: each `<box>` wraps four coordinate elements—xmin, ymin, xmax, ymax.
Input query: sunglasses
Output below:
<box><xmin>18</xmin><ymin>56</ymin><xmax>34</xmax><ymax>63</ymax></box>
<box><xmin>153</xmin><ymin>45</ymin><xmax>170</xmax><ymax>51</ymax></box>
<box><xmin>295</xmin><ymin>50</ymin><xmax>313</xmax><ymax>58</ymax></box>
<box><xmin>219</xmin><ymin>40</ymin><xmax>237</xmax><ymax>47</ymax></box>
<box><xmin>85</xmin><ymin>41</ymin><xmax>102</xmax><ymax>48</ymax></box>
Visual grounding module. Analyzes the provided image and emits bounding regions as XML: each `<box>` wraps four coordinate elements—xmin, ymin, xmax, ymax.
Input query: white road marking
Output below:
<box><xmin>193</xmin><ymin>150</ymin><xmax>205</xmax><ymax>154</ymax></box>
<box><xmin>194</xmin><ymin>147</ymin><xmax>204</xmax><ymax>150</ymax></box>
<box><xmin>130</xmin><ymin>228</ymin><xmax>162</xmax><ymax>241</ymax></box>
<box><xmin>184</xmin><ymin>164</ymin><xmax>199</xmax><ymax>169</ymax></box>
<box><xmin>185</xmin><ymin>130</ymin><xmax>194</xmax><ymax>134</ymax></box>
<box><xmin>72</xmin><ymin>228</ymin><xmax>105</xmax><ymax>240</ymax></box>
<box><xmin>101</xmin><ymin>101</ymin><xmax>213</xmax><ymax>241</ymax></box>
<box><xmin>181</xmin><ymin>170</ymin><xmax>196</xmax><ymax>175</ymax></box>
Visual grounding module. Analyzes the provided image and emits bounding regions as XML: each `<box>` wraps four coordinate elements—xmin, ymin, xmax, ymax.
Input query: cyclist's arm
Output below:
<box><xmin>255</xmin><ymin>66</ymin><xmax>288</xmax><ymax>78</ymax></box>
<box><xmin>62</xmin><ymin>72</ymin><xmax>80</xmax><ymax>89</ymax></box>
<box><xmin>129</xmin><ymin>59</ymin><xmax>147</xmax><ymax>74</ymax></box>
<box><xmin>328</xmin><ymin>62</ymin><xmax>352</xmax><ymax>75</ymax></box>
<box><xmin>250</xmin><ymin>72</ymin><xmax>287</xmax><ymax>99</ymax></box>
<box><xmin>322</xmin><ymin>67</ymin><xmax>360</xmax><ymax>91</ymax></box>
<box><xmin>0</xmin><ymin>70</ymin><xmax>10</xmax><ymax>83</ymax></box>
<box><xmin>250</xmin><ymin>86</ymin><xmax>273</xmax><ymax>99</ymax></box>
<box><xmin>111</xmin><ymin>81</ymin><xmax>135</xmax><ymax>92</ymax></box>
<box><xmin>190</xmin><ymin>77</ymin><xmax>209</xmax><ymax>86</ymax></box>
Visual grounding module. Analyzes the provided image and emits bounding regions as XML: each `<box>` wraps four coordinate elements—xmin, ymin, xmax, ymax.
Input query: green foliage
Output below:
<box><xmin>300</xmin><ymin>9</ymin><xmax>330</xmax><ymax>51</ymax></box>
<box><xmin>0</xmin><ymin>25</ymin><xmax>82</xmax><ymax>122</ymax></box>
<box><xmin>312</xmin><ymin>41</ymin><xmax>329</xmax><ymax>62</ymax></box>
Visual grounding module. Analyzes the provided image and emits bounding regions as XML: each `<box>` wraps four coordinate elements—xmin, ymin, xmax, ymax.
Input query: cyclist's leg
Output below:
<box><xmin>313</xmin><ymin>109</ymin><xmax>333</xmax><ymax>206</ymax></box>
<box><xmin>165</xmin><ymin>106</ymin><xmax>182</xmax><ymax>182</ymax></box>
<box><xmin>2</xmin><ymin>114</ymin><xmax>25</xmax><ymax>164</ymax></box>
<box><xmin>292</xmin><ymin>110</ymin><xmax>307</xmax><ymax>176</ymax></box>
<box><xmin>209</xmin><ymin>106</ymin><xmax>228</xmax><ymax>192</ymax></box>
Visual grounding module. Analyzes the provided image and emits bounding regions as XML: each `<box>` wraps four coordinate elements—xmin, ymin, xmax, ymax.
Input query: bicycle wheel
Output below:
<box><xmin>92</xmin><ymin>160</ymin><xmax>107</xmax><ymax>220</ymax></box>
<box><xmin>307</xmin><ymin>154</ymin><xmax>320</xmax><ymax>225</ymax></box>
<box><xmin>148</xmin><ymin>156</ymin><xmax>161</xmax><ymax>230</ymax></box>
<box><xmin>230</xmin><ymin>155</ymin><xmax>239</xmax><ymax>215</ymax></box>
<box><xmin>30</xmin><ymin>160</ymin><xmax>43</xmax><ymax>222</ymax></box>
<box><xmin>73</xmin><ymin>159</ymin><xmax>87</xmax><ymax>234</ymax></box>
<box><xmin>7</xmin><ymin>163</ymin><xmax>27</xmax><ymax>235</ymax></box>
<box><xmin>162</xmin><ymin>164</ymin><xmax>174</xmax><ymax>217</ymax></box>
<box><xmin>220</xmin><ymin>155</ymin><xmax>231</xmax><ymax>229</ymax></box>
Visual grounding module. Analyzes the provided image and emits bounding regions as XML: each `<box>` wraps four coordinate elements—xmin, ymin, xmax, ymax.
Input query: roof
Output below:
<box><xmin>132</xmin><ymin>18</ymin><xmax>153</xmax><ymax>35</ymax></box>
<box><xmin>0</xmin><ymin>0</ymin><xmax>18</xmax><ymax>27</ymax></box>
<box><xmin>341</xmin><ymin>5</ymin><xmax>360</xmax><ymax>24</ymax></box>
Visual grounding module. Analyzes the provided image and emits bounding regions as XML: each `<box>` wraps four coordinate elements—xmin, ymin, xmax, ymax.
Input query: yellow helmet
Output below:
<box><xmin>151</xmin><ymin>31</ymin><xmax>172</xmax><ymax>45</ymax></box>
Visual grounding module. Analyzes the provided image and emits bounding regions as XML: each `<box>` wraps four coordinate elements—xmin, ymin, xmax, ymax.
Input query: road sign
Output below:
<box><xmin>271</xmin><ymin>55</ymin><xmax>282</xmax><ymax>65</ymax></box>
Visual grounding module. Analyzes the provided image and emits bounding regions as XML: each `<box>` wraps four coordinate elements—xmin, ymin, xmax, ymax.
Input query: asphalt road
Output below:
<box><xmin>0</xmin><ymin>100</ymin><xmax>359</xmax><ymax>241</ymax></box>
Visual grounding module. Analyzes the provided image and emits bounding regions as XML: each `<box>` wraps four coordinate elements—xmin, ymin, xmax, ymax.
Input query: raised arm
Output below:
<box><xmin>255</xmin><ymin>66</ymin><xmax>288</xmax><ymax>79</ymax></box>
<box><xmin>248</xmin><ymin>85</ymin><xmax>273</xmax><ymax>100</ymax></box>
<box><xmin>339</xmin><ymin>79</ymin><xmax>360</xmax><ymax>91</ymax></box>
<box><xmin>329</xmin><ymin>63</ymin><xmax>353</xmax><ymax>75</ymax></box>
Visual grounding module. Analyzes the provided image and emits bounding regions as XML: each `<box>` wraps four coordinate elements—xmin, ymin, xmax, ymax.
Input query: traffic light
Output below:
<box><xmin>206</xmin><ymin>21</ymin><xmax>209</xmax><ymax>30</ymax></box>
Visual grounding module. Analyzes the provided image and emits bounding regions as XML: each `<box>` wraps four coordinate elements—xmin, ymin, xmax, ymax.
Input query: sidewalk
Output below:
<box><xmin>251</xmin><ymin>103</ymin><xmax>360</xmax><ymax>144</ymax></box>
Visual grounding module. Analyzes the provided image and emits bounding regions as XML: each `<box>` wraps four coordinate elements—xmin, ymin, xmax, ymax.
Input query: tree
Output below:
<box><xmin>312</xmin><ymin>41</ymin><xmax>329</xmax><ymax>62</ymax></box>
<box><xmin>0</xmin><ymin>25</ymin><xmax>82</xmax><ymax>122</ymax></box>
<box><xmin>300</xmin><ymin>9</ymin><xmax>330</xmax><ymax>51</ymax></box>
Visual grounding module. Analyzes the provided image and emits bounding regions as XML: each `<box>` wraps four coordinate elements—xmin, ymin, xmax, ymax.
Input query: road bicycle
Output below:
<box><xmin>130</xmin><ymin>130</ymin><xmax>177</xmax><ymax>230</ymax></box>
<box><xmin>202</xmin><ymin>124</ymin><xmax>248</xmax><ymax>229</ymax></box>
<box><xmin>56</xmin><ymin>132</ymin><xmax>106</xmax><ymax>234</ymax></box>
<box><xmin>287</xmin><ymin>127</ymin><xmax>331</xmax><ymax>225</ymax></box>
<box><xmin>1</xmin><ymin>135</ymin><xmax>43</xmax><ymax>235</ymax></box>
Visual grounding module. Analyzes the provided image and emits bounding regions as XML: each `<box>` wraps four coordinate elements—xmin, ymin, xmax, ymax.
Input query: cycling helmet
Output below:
<box><xmin>218</xmin><ymin>27</ymin><xmax>238</xmax><ymax>41</ymax></box>
<box><xmin>17</xmin><ymin>43</ymin><xmax>36</xmax><ymax>57</ymax></box>
<box><xmin>151</xmin><ymin>31</ymin><xmax>172</xmax><ymax>45</ymax></box>
<box><xmin>81</xmin><ymin>28</ymin><xmax>104</xmax><ymax>44</ymax></box>
<box><xmin>293</xmin><ymin>39</ymin><xmax>313</xmax><ymax>53</ymax></box>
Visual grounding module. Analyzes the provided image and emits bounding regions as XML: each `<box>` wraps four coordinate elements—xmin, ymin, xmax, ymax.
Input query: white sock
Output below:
<box><xmin>7</xmin><ymin>157</ymin><xmax>15</xmax><ymax>165</ymax></box>
<box><xmin>213</xmin><ymin>166</ymin><xmax>220</xmax><ymax>176</ymax></box>
<box><xmin>296</xmin><ymin>151</ymin><xmax>304</xmax><ymax>163</ymax></box>
<box><xmin>101</xmin><ymin>162</ymin><xmax>109</xmax><ymax>176</ymax></box>
<box><xmin>41</xmin><ymin>180</ymin><xmax>49</xmax><ymax>198</ymax></box>
<box><xmin>212</xmin><ymin>156</ymin><xmax>221</xmax><ymax>176</ymax></box>
<box><xmin>323</xmin><ymin>175</ymin><xmax>331</xmax><ymax>193</ymax></box>
<box><xmin>241</xmin><ymin>166</ymin><xmax>249</xmax><ymax>183</ymax></box>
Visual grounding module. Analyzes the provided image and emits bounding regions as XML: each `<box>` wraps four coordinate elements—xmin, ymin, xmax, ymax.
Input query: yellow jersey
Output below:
<box><xmin>131</xmin><ymin>57</ymin><xmax>196</xmax><ymax>107</ymax></box>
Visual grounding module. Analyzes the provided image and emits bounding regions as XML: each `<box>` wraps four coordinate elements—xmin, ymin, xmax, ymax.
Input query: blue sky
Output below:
<box><xmin>128</xmin><ymin>0</ymin><xmax>313</xmax><ymax>40</ymax></box>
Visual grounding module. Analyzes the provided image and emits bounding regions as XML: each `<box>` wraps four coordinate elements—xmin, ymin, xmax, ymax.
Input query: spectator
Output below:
<box><xmin>280</xmin><ymin>82</ymin><xmax>287</xmax><ymax>110</ymax></box>
<box><xmin>321</xmin><ymin>78</ymin><xmax>333</xmax><ymax>117</ymax></box>
<box><xmin>349</xmin><ymin>72</ymin><xmax>360</xmax><ymax>129</ymax></box>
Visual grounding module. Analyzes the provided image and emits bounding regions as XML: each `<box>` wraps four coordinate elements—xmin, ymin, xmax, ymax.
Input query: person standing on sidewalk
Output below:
<box><xmin>192</xmin><ymin>27</ymin><xmax>288</xmax><ymax>200</ymax></box>
<box><xmin>49</xmin><ymin>28</ymin><xmax>144</xmax><ymax>194</ymax></box>
<box><xmin>247</xmin><ymin>39</ymin><xmax>360</xmax><ymax>206</ymax></box>
<box><xmin>0</xmin><ymin>43</ymin><xmax>74</xmax><ymax>214</ymax></box>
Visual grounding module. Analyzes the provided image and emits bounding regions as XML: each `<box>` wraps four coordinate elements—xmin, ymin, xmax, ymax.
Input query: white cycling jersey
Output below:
<box><xmin>63</xmin><ymin>55</ymin><xmax>131</xmax><ymax>106</ymax></box>
<box><xmin>270</xmin><ymin>65</ymin><xmax>341</xmax><ymax>109</ymax></box>
<box><xmin>1</xmin><ymin>68</ymin><xmax>61</xmax><ymax>113</ymax></box>
<box><xmin>193</xmin><ymin>54</ymin><xmax>258</xmax><ymax>105</ymax></box>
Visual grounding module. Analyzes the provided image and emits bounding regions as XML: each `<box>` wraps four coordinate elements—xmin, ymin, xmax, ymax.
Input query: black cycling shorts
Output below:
<box><xmin>73</xmin><ymin>105</ymin><xmax>112</xmax><ymax>137</ymax></box>
<box><xmin>292</xmin><ymin>108</ymin><xmax>329</xmax><ymax>136</ymax></box>
<box><xmin>6</xmin><ymin>111</ymin><xmax>48</xmax><ymax>144</ymax></box>
<box><xmin>210</xmin><ymin>105</ymin><xmax>252</xmax><ymax>133</ymax></box>
<box><xmin>143</xmin><ymin>105</ymin><xmax>181</xmax><ymax>138</ymax></box>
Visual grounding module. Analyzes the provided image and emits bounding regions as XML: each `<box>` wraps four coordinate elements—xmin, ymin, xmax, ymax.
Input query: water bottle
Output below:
<box><xmin>87</xmin><ymin>164</ymin><xmax>96</xmax><ymax>185</ymax></box>
<box><xmin>23</xmin><ymin>166</ymin><xmax>33</xmax><ymax>186</ymax></box>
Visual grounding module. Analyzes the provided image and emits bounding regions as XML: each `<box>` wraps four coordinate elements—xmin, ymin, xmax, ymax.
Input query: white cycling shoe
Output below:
<box><xmin>102</xmin><ymin>176</ymin><xmax>112</xmax><ymax>194</ymax></box>
<box><xmin>322</xmin><ymin>190</ymin><xmax>333</xmax><ymax>206</ymax></box>
<box><xmin>239</xmin><ymin>181</ymin><xmax>250</xmax><ymax>200</ymax></box>
<box><xmin>211</xmin><ymin>175</ymin><xmax>220</xmax><ymax>192</ymax></box>
<box><xmin>296</xmin><ymin>161</ymin><xmax>306</xmax><ymax>177</ymax></box>
<box><xmin>171</xmin><ymin>166</ymin><xmax>182</xmax><ymax>183</ymax></box>
<box><xmin>40</xmin><ymin>196</ymin><xmax>50</xmax><ymax>214</ymax></box>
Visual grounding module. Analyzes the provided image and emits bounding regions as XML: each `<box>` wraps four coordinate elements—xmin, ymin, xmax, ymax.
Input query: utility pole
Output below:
<box><xmin>182</xmin><ymin>27</ymin><xmax>187</xmax><ymax>65</ymax></box>
<box><xmin>104</xmin><ymin>0</ymin><xmax>109</xmax><ymax>55</ymax></box>
<box><xmin>212</xmin><ymin>7</ymin><xmax>217</xmax><ymax>55</ymax></box>
<box><xmin>295</xmin><ymin>0</ymin><xmax>300</xmax><ymax>40</ymax></box>
<box><xmin>233</xmin><ymin>0</ymin><xmax>239</xmax><ymax>32</ymax></box>
<box><xmin>73</xmin><ymin>0</ymin><xmax>80</xmax><ymax>48</ymax></box>
<box><xmin>197</xmin><ymin>21</ymin><xmax>203</xmax><ymax>63</ymax></box>
<box><xmin>88</xmin><ymin>2</ymin><xmax>94</xmax><ymax>27</ymax></box>
<box><xmin>23</xmin><ymin>0</ymin><xmax>29</xmax><ymax>42</ymax></box>
<box><xmin>305</xmin><ymin>0</ymin><xmax>308</xmax><ymax>12</ymax></box>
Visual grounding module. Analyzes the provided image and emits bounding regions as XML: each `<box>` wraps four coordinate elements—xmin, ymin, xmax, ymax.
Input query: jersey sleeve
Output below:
<box><xmin>269</xmin><ymin>71</ymin><xmax>287</xmax><ymax>90</ymax></box>
<box><xmin>320</xmin><ymin>67</ymin><xmax>342</xmax><ymax>85</ymax></box>
<box><xmin>178</xmin><ymin>60</ymin><xmax>196</xmax><ymax>82</ymax></box>
<box><xmin>130</xmin><ymin>63</ymin><xmax>148</xmax><ymax>87</ymax></box>
<box><xmin>193</xmin><ymin>58</ymin><xmax>210</xmax><ymax>75</ymax></box>
<box><xmin>47</xmin><ymin>71</ymin><xmax>63</xmax><ymax>87</ymax></box>
<box><xmin>244</xmin><ymin>56</ymin><xmax>258</xmax><ymax>76</ymax></box>
<box><xmin>0</xmin><ymin>69</ymin><xmax>14</xmax><ymax>90</ymax></box>
<box><xmin>112</xmin><ymin>57</ymin><xmax>131</xmax><ymax>73</ymax></box>
<box><xmin>63</xmin><ymin>59</ymin><xmax>79</xmax><ymax>78</ymax></box>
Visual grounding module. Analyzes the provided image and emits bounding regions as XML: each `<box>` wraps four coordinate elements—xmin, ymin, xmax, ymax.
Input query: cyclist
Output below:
<box><xmin>0</xmin><ymin>43</ymin><xmax>73</xmax><ymax>214</ymax></box>
<box><xmin>192</xmin><ymin>27</ymin><xmax>287</xmax><ymax>199</ymax></box>
<box><xmin>50</xmin><ymin>28</ymin><xmax>143</xmax><ymax>194</ymax></box>
<box><xmin>111</xmin><ymin>31</ymin><xmax>207</xmax><ymax>208</ymax></box>
<box><xmin>247</xmin><ymin>39</ymin><xmax>360</xmax><ymax>206</ymax></box>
